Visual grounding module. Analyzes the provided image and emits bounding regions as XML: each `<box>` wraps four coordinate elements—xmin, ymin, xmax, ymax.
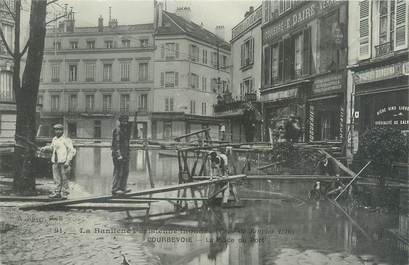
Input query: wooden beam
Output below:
<box><xmin>174</xmin><ymin>128</ymin><xmax>211</xmax><ymax>141</ymax></box>
<box><xmin>107</xmin><ymin>199</ymin><xmax>157</xmax><ymax>203</ymax></box>
<box><xmin>318</xmin><ymin>150</ymin><xmax>357</xmax><ymax>177</ymax></box>
<box><xmin>127</xmin><ymin>197</ymin><xmax>208</xmax><ymax>201</ymax></box>
<box><xmin>63</xmin><ymin>203</ymin><xmax>150</xmax><ymax>211</ymax></box>
<box><xmin>334</xmin><ymin>161</ymin><xmax>372</xmax><ymax>201</ymax></box>
<box><xmin>0</xmin><ymin>196</ymin><xmax>60</xmax><ymax>202</ymax></box>
<box><xmin>20</xmin><ymin>174</ymin><xmax>246</xmax><ymax>210</ymax></box>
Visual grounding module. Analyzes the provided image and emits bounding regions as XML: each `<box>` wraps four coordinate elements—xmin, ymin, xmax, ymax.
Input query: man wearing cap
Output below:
<box><xmin>111</xmin><ymin>114</ymin><xmax>131</xmax><ymax>195</ymax></box>
<box><xmin>40</xmin><ymin>124</ymin><xmax>76</xmax><ymax>199</ymax></box>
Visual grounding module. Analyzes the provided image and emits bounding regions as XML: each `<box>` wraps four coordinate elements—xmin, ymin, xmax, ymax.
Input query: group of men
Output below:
<box><xmin>41</xmin><ymin>115</ymin><xmax>131</xmax><ymax>199</ymax></box>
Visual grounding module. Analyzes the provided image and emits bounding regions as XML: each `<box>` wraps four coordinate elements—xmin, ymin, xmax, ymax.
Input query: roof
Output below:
<box><xmin>48</xmin><ymin>23</ymin><xmax>154</xmax><ymax>35</ymax></box>
<box><xmin>158</xmin><ymin>11</ymin><xmax>230</xmax><ymax>51</ymax></box>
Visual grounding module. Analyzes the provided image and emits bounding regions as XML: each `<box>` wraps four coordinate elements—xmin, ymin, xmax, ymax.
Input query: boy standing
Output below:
<box><xmin>41</xmin><ymin>124</ymin><xmax>76</xmax><ymax>199</ymax></box>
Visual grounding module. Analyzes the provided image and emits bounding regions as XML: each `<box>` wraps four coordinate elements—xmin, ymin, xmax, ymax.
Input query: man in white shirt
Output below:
<box><xmin>41</xmin><ymin>124</ymin><xmax>76</xmax><ymax>199</ymax></box>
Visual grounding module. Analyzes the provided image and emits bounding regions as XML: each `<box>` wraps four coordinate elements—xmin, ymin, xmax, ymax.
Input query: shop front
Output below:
<box><xmin>261</xmin><ymin>84</ymin><xmax>308</xmax><ymax>142</ymax></box>
<box><xmin>308</xmin><ymin>72</ymin><xmax>346</xmax><ymax>142</ymax></box>
<box><xmin>354</xmin><ymin>62</ymin><xmax>409</xmax><ymax>136</ymax></box>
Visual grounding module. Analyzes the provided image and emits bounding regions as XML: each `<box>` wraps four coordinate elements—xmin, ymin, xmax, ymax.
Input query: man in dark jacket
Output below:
<box><xmin>111</xmin><ymin>115</ymin><xmax>131</xmax><ymax>195</ymax></box>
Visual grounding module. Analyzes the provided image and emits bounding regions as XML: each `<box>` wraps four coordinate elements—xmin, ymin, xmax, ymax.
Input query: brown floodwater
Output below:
<box><xmin>73</xmin><ymin>147</ymin><xmax>408</xmax><ymax>265</ymax></box>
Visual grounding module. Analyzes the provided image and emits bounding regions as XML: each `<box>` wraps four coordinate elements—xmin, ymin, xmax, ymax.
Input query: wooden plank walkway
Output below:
<box><xmin>193</xmin><ymin>175</ymin><xmax>353</xmax><ymax>181</ymax></box>
<box><xmin>64</xmin><ymin>203</ymin><xmax>150</xmax><ymax>211</ymax></box>
<box><xmin>20</xmin><ymin>174</ymin><xmax>246</xmax><ymax>211</ymax></box>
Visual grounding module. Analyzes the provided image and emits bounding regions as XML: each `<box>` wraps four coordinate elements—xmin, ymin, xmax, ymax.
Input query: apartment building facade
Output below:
<box><xmin>261</xmin><ymin>0</ymin><xmax>348</xmax><ymax>143</ymax></box>
<box><xmin>347</xmin><ymin>0</ymin><xmax>408</xmax><ymax>155</ymax></box>
<box><xmin>152</xmin><ymin>6</ymin><xmax>231</xmax><ymax>140</ymax></box>
<box><xmin>39</xmin><ymin>14</ymin><xmax>155</xmax><ymax>139</ymax></box>
<box><xmin>214</xmin><ymin>6</ymin><xmax>263</xmax><ymax>142</ymax></box>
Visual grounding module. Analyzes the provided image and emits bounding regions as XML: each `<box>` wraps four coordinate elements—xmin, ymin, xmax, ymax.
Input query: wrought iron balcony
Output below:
<box><xmin>375</xmin><ymin>42</ymin><xmax>392</xmax><ymax>57</ymax></box>
<box><xmin>214</xmin><ymin>92</ymin><xmax>257</xmax><ymax>113</ymax></box>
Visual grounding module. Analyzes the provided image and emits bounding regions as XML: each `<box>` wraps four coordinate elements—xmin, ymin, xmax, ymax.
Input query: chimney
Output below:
<box><xmin>98</xmin><ymin>15</ymin><xmax>104</xmax><ymax>32</ymax></box>
<box><xmin>109</xmin><ymin>18</ymin><xmax>118</xmax><ymax>28</ymax></box>
<box><xmin>249</xmin><ymin>6</ymin><xmax>254</xmax><ymax>13</ymax></box>
<box><xmin>215</xmin><ymin>25</ymin><xmax>225</xmax><ymax>40</ymax></box>
<box><xmin>154</xmin><ymin>1</ymin><xmax>163</xmax><ymax>30</ymax></box>
<box><xmin>65</xmin><ymin>7</ymin><xmax>75</xmax><ymax>33</ymax></box>
<box><xmin>175</xmin><ymin>7</ymin><xmax>191</xmax><ymax>22</ymax></box>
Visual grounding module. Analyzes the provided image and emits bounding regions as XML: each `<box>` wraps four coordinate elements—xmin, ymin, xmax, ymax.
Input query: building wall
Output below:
<box><xmin>39</xmin><ymin>23</ymin><xmax>155</xmax><ymax>138</ymax></box>
<box><xmin>231</xmin><ymin>21</ymin><xmax>262</xmax><ymax>100</ymax></box>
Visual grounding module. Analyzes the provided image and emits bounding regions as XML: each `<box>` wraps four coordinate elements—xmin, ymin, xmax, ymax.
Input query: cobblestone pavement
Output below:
<box><xmin>0</xmin><ymin>207</ymin><xmax>161</xmax><ymax>265</ymax></box>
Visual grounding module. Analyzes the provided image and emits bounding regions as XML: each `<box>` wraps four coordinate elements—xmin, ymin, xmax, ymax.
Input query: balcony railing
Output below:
<box><xmin>375</xmin><ymin>42</ymin><xmax>392</xmax><ymax>58</ymax></box>
<box><xmin>214</xmin><ymin>92</ymin><xmax>257</xmax><ymax>113</ymax></box>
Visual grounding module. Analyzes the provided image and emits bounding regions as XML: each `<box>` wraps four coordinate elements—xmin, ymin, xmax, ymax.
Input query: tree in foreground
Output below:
<box><xmin>0</xmin><ymin>0</ymin><xmax>65</xmax><ymax>194</ymax></box>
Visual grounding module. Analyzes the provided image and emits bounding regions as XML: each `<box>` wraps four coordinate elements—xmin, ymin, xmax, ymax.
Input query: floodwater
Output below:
<box><xmin>73</xmin><ymin>147</ymin><xmax>409</xmax><ymax>265</ymax></box>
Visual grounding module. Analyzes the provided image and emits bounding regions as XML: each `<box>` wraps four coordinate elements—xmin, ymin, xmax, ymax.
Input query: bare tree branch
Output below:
<box><xmin>1</xmin><ymin>0</ymin><xmax>16</xmax><ymax>21</ymax></box>
<box><xmin>46</xmin><ymin>0</ymin><xmax>59</xmax><ymax>6</ymax></box>
<box><xmin>46</xmin><ymin>12</ymin><xmax>69</xmax><ymax>26</ymax></box>
<box><xmin>0</xmin><ymin>26</ymin><xmax>15</xmax><ymax>58</ymax></box>
<box><xmin>19</xmin><ymin>38</ymin><xmax>30</xmax><ymax>58</ymax></box>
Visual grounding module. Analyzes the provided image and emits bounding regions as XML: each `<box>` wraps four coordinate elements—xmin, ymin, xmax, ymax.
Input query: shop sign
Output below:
<box><xmin>374</xmin><ymin>105</ymin><xmax>409</xmax><ymax>127</ymax></box>
<box><xmin>262</xmin><ymin>88</ymin><xmax>297</xmax><ymax>102</ymax></box>
<box><xmin>312</xmin><ymin>73</ymin><xmax>343</xmax><ymax>94</ymax></box>
<box><xmin>355</xmin><ymin>62</ymin><xmax>409</xmax><ymax>84</ymax></box>
<box><xmin>263</xmin><ymin>0</ymin><xmax>341</xmax><ymax>43</ymax></box>
<box><xmin>232</xmin><ymin>7</ymin><xmax>262</xmax><ymax>40</ymax></box>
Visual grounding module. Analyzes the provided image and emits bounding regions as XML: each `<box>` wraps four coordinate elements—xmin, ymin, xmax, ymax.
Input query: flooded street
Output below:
<box><xmin>71</xmin><ymin>147</ymin><xmax>408</xmax><ymax>265</ymax></box>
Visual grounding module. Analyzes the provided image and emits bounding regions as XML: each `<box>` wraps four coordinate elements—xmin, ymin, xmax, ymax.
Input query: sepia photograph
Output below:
<box><xmin>0</xmin><ymin>0</ymin><xmax>408</xmax><ymax>264</ymax></box>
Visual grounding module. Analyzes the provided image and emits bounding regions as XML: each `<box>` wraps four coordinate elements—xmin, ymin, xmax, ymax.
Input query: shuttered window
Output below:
<box><xmin>394</xmin><ymin>0</ymin><xmax>408</xmax><ymax>50</ymax></box>
<box><xmin>303</xmin><ymin>27</ymin><xmax>311</xmax><ymax>75</ymax></box>
<box><xmin>263</xmin><ymin>46</ymin><xmax>271</xmax><ymax>86</ymax></box>
<box><xmin>241</xmin><ymin>38</ymin><xmax>254</xmax><ymax>68</ymax></box>
<box><xmin>359</xmin><ymin>0</ymin><xmax>371</xmax><ymax>60</ymax></box>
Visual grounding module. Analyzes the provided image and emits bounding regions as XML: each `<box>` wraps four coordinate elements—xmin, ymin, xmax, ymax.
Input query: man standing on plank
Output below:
<box><xmin>40</xmin><ymin>124</ymin><xmax>76</xmax><ymax>199</ymax></box>
<box><xmin>111</xmin><ymin>114</ymin><xmax>131</xmax><ymax>195</ymax></box>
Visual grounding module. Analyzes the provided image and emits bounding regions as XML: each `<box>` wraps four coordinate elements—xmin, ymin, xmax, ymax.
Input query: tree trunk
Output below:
<box><xmin>13</xmin><ymin>0</ymin><xmax>47</xmax><ymax>194</ymax></box>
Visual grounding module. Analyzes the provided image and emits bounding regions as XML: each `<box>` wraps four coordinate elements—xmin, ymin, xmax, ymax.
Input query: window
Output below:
<box><xmin>263</xmin><ymin>46</ymin><xmax>271</xmax><ymax>86</ymax></box>
<box><xmin>243</xmin><ymin>79</ymin><xmax>253</xmax><ymax>94</ymax></box>
<box><xmin>94</xmin><ymin>120</ymin><xmax>101</xmax><ymax>139</ymax></box>
<box><xmin>163</xmin><ymin>121</ymin><xmax>172</xmax><ymax>139</ymax></box>
<box><xmin>120</xmin><ymin>94</ymin><xmax>130</xmax><ymax>112</ymax></box>
<box><xmin>164</xmin><ymin>43</ymin><xmax>179</xmax><ymax>58</ymax></box>
<box><xmin>68</xmin><ymin>94</ymin><xmax>77</xmax><ymax>112</ymax></box>
<box><xmin>122</xmin><ymin>39</ymin><xmax>130</xmax><ymax>48</ymax></box>
<box><xmin>221</xmin><ymin>55</ymin><xmax>227</xmax><ymax>69</ymax></box>
<box><xmin>379</xmin><ymin>0</ymin><xmax>389</xmax><ymax>44</ymax></box>
<box><xmin>211</xmin><ymin>52</ymin><xmax>218</xmax><ymax>68</ymax></box>
<box><xmin>85</xmin><ymin>95</ymin><xmax>94</xmax><ymax>112</ymax></box>
<box><xmin>165</xmin><ymin>97</ymin><xmax>174</xmax><ymax>111</ymax></box>
<box><xmin>202</xmin><ymin>50</ymin><xmax>208</xmax><ymax>64</ymax></box>
<box><xmin>120</xmin><ymin>62</ymin><xmax>130</xmax><ymax>81</ymax></box>
<box><xmin>105</xmin><ymin>40</ymin><xmax>113</xmax><ymax>49</ymax></box>
<box><xmin>51</xmin><ymin>95</ymin><xmax>60</xmax><ymax>111</ymax></box>
<box><xmin>69</xmin><ymin>41</ymin><xmax>78</xmax><ymax>49</ymax></box>
<box><xmin>53</xmin><ymin>41</ymin><xmax>61</xmax><ymax>50</ymax></box>
<box><xmin>294</xmin><ymin>34</ymin><xmax>303</xmax><ymax>77</ymax></box>
<box><xmin>241</xmin><ymin>38</ymin><xmax>254</xmax><ymax>68</ymax></box>
<box><xmin>202</xmin><ymin>77</ymin><xmax>207</xmax><ymax>91</ymax></box>
<box><xmin>161</xmin><ymin>72</ymin><xmax>178</xmax><ymax>87</ymax></box>
<box><xmin>271</xmin><ymin>44</ymin><xmax>280</xmax><ymax>81</ymax></box>
<box><xmin>103</xmin><ymin>94</ymin><xmax>112</xmax><ymax>112</ymax></box>
<box><xmin>139</xmin><ymin>94</ymin><xmax>147</xmax><ymax>111</ymax></box>
<box><xmin>394</xmin><ymin>0</ymin><xmax>407</xmax><ymax>50</ymax></box>
<box><xmin>85</xmin><ymin>63</ymin><xmax>95</xmax><ymax>81</ymax></box>
<box><xmin>189</xmin><ymin>100</ymin><xmax>196</xmax><ymax>114</ymax></box>
<box><xmin>103</xmin><ymin>63</ymin><xmax>112</xmax><ymax>81</ymax></box>
<box><xmin>51</xmin><ymin>64</ymin><xmax>60</xmax><ymax>82</ymax></box>
<box><xmin>189</xmin><ymin>73</ymin><xmax>199</xmax><ymax>89</ymax></box>
<box><xmin>139</xmin><ymin>63</ymin><xmax>148</xmax><ymax>81</ymax></box>
<box><xmin>279</xmin><ymin>0</ymin><xmax>292</xmax><ymax>14</ymax></box>
<box><xmin>359</xmin><ymin>0</ymin><xmax>371</xmax><ymax>59</ymax></box>
<box><xmin>140</xmin><ymin>39</ymin><xmax>149</xmax><ymax>47</ymax></box>
<box><xmin>201</xmin><ymin>102</ymin><xmax>206</xmax><ymax>115</ymax></box>
<box><xmin>211</xmin><ymin>78</ymin><xmax>218</xmax><ymax>92</ymax></box>
<box><xmin>37</xmin><ymin>95</ymin><xmax>43</xmax><ymax>109</ymax></box>
<box><xmin>68</xmin><ymin>64</ymin><xmax>77</xmax><ymax>82</ymax></box>
<box><xmin>86</xmin><ymin>40</ymin><xmax>95</xmax><ymax>49</ymax></box>
<box><xmin>189</xmin><ymin>44</ymin><xmax>199</xmax><ymax>61</ymax></box>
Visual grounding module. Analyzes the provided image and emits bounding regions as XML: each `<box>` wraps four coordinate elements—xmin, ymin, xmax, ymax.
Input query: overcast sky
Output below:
<box><xmin>57</xmin><ymin>0</ymin><xmax>261</xmax><ymax>40</ymax></box>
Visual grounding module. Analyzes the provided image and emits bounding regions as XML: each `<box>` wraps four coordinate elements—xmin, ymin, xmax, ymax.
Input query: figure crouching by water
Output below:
<box><xmin>111</xmin><ymin>114</ymin><xmax>131</xmax><ymax>195</ymax></box>
<box><xmin>40</xmin><ymin>124</ymin><xmax>76</xmax><ymax>199</ymax></box>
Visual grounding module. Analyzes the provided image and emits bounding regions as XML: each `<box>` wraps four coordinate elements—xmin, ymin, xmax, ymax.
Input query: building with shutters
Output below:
<box><xmin>38</xmin><ymin>12</ymin><xmax>155</xmax><ymax>139</ymax></box>
<box><xmin>152</xmin><ymin>4</ymin><xmax>230</xmax><ymax>140</ymax></box>
<box><xmin>346</xmin><ymin>0</ymin><xmax>408</xmax><ymax>157</ymax></box>
<box><xmin>260</xmin><ymin>0</ymin><xmax>348</xmax><ymax>144</ymax></box>
<box><xmin>213</xmin><ymin>6</ymin><xmax>263</xmax><ymax>143</ymax></box>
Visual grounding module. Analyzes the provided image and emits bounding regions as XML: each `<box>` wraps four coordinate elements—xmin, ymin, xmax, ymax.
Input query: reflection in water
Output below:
<box><xmin>72</xmin><ymin>147</ymin><xmax>408</xmax><ymax>265</ymax></box>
